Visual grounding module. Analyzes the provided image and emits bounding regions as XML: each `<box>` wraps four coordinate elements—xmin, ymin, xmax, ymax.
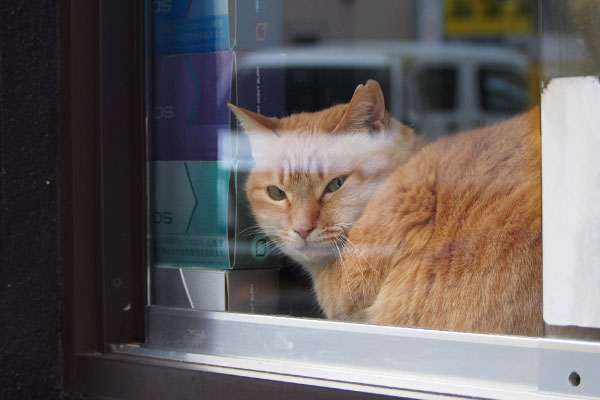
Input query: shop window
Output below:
<box><xmin>64</xmin><ymin>1</ymin><xmax>600</xmax><ymax>398</ymax></box>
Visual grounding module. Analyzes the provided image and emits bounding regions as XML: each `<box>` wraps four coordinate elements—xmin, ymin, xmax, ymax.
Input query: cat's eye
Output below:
<box><xmin>325</xmin><ymin>176</ymin><xmax>347</xmax><ymax>193</ymax></box>
<box><xmin>267</xmin><ymin>185</ymin><xmax>287</xmax><ymax>201</ymax></box>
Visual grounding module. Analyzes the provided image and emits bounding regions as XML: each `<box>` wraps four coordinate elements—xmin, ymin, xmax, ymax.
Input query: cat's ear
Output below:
<box><xmin>333</xmin><ymin>79</ymin><xmax>387</xmax><ymax>134</ymax></box>
<box><xmin>228</xmin><ymin>103</ymin><xmax>280</xmax><ymax>160</ymax></box>
<box><xmin>227</xmin><ymin>103</ymin><xmax>280</xmax><ymax>134</ymax></box>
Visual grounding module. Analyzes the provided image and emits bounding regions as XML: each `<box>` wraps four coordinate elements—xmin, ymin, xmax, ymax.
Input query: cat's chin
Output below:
<box><xmin>284</xmin><ymin>243</ymin><xmax>339</xmax><ymax>272</ymax></box>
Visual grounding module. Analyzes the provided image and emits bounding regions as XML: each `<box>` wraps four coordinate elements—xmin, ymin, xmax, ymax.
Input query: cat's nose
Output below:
<box><xmin>293</xmin><ymin>224</ymin><xmax>315</xmax><ymax>239</ymax></box>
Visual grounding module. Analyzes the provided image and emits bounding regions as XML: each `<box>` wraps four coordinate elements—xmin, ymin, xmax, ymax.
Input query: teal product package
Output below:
<box><xmin>152</xmin><ymin>160</ymin><xmax>279</xmax><ymax>269</ymax></box>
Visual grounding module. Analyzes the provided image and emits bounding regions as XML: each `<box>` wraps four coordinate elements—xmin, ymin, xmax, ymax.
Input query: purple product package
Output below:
<box><xmin>152</xmin><ymin>50</ymin><xmax>285</xmax><ymax>162</ymax></box>
<box><xmin>151</xmin><ymin>50</ymin><xmax>285</xmax><ymax>269</ymax></box>
<box><xmin>152</xmin><ymin>51</ymin><xmax>234</xmax><ymax>161</ymax></box>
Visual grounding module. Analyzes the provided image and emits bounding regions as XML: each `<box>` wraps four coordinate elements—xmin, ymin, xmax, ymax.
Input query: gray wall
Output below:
<box><xmin>0</xmin><ymin>1</ymin><xmax>62</xmax><ymax>399</ymax></box>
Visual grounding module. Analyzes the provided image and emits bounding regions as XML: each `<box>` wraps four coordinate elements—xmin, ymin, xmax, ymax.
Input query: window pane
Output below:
<box><xmin>147</xmin><ymin>0</ymin><xmax>550</xmax><ymax>338</ymax></box>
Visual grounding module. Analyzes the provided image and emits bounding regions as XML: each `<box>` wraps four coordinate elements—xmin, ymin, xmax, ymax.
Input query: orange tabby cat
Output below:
<box><xmin>228</xmin><ymin>79</ymin><xmax>542</xmax><ymax>336</ymax></box>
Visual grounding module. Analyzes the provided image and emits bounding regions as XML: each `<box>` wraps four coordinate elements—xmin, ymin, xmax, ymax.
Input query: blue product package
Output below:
<box><xmin>152</xmin><ymin>0</ymin><xmax>230</xmax><ymax>54</ymax></box>
<box><xmin>151</xmin><ymin>0</ymin><xmax>282</xmax><ymax>55</ymax></box>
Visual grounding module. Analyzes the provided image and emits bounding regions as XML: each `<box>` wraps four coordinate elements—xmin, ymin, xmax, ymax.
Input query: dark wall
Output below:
<box><xmin>0</xmin><ymin>1</ymin><xmax>62</xmax><ymax>399</ymax></box>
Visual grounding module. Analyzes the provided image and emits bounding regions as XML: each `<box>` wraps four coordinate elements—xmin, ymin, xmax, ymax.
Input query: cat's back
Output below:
<box><xmin>354</xmin><ymin>107</ymin><xmax>542</xmax><ymax>335</ymax></box>
<box><xmin>360</xmin><ymin>107</ymin><xmax>540</xmax><ymax>247</ymax></box>
<box><xmin>432</xmin><ymin>106</ymin><xmax>540</xmax><ymax>193</ymax></box>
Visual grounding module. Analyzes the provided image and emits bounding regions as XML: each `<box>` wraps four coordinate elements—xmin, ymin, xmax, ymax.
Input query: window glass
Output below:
<box><xmin>148</xmin><ymin>0</ymin><xmax>547</xmax><ymax>338</ymax></box>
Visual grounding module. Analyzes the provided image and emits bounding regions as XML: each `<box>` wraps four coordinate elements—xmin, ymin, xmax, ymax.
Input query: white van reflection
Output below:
<box><xmin>237</xmin><ymin>42</ymin><xmax>532</xmax><ymax>139</ymax></box>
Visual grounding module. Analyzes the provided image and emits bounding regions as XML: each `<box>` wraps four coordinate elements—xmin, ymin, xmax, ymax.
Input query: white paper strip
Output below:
<box><xmin>542</xmin><ymin>76</ymin><xmax>600</xmax><ymax>328</ymax></box>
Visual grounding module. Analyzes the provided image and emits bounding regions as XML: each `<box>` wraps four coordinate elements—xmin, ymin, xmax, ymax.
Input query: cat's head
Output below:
<box><xmin>228</xmin><ymin>80</ymin><xmax>415</xmax><ymax>272</ymax></box>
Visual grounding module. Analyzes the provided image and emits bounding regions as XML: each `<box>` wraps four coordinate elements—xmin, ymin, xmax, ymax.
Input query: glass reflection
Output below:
<box><xmin>149</xmin><ymin>0</ymin><xmax>544</xmax><ymax>335</ymax></box>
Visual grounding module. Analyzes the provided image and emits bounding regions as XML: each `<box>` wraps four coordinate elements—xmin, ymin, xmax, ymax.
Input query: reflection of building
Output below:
<box><xmin>281</xmin><ymin>0</ymin><xmax>537</xmax><ymax>46</ymax></box>
<box><xmin>241</xmin><ymin>42</ymin><xmax>531</xmax><ymax>137</ymax></box>
<box><xmin>282</xmin><ymin>0</ymin><xmax>418</xmax><ymax>44</ymax></box>
<box><xmin>279</xmin><ymin>0</ymin><xmax>540</xmax><ymax>134</ymax></box>
<box><xmin>443</xmin><ymin>0</ymin><xmax>533</xmax><ymax>36</ymax></box>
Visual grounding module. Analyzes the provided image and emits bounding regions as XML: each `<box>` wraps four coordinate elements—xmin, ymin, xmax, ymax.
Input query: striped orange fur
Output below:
<box><xmin>228</xmin><ymin>80</ymin><xmax>542</xmax><ymax>336</ymax></box>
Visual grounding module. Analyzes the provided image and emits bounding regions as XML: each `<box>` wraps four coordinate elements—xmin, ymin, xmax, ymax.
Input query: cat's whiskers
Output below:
<box><xmin>252</xmin><ymin>225</ymin><xmax>289</xmax><ymax>251</ymax></box>
<box><xmin>234</xmin><ymin>224</ymin><xmax>286</xmax><ymax>257</ymax></box>
<box><xmin>327</xmin><ymin>242</ymin><xmax>345</xmax><ymax>307</ymax></box>
<box><xmin>307</xmin><ymin>234</ymin><xmax>347</xmax><ymax>262</ymax></box>
<box><xmin>261</xmin><ymin>234</ymin><xmax>282</xmax><ymax>246</ymax></box>
<box><xmin>340</xmin><ymin>233</ymin><xmax>378</xmax><ymax>275</ymax></box>
<box><xmin>340</xmin><ymin>236</ymin><xmax>368</xmax><ymax>291</ymax></box>
<box><xmin>235</xmin><ymin>224</ymin><xmax>264</xmax><ymax>237</ymax></box>
<box><xmin>262</xmin><ymin>237</ymin><xmax>280</xmax><ymax>247</ymax></box>
<box><xmin>334</xmin><ymin>240</ymin><xmax>356</xmax><ymax>308</ymax></box>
